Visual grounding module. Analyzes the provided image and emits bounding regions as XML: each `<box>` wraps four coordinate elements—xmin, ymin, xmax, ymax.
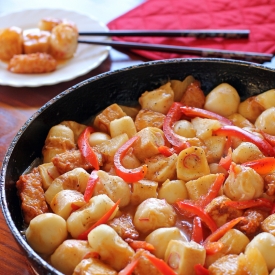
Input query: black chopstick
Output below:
<box><xmin>78</xmin><ymin>39</ymin><xmax>273</xmax><ymax>63</ymax></box>
<box><xmin>79</xmin><ymin>29</ymin><xmax>250</xmax><ymax>39</ymax></box>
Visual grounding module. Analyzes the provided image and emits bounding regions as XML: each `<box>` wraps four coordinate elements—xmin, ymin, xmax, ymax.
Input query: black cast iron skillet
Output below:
<box><xmin>1</xmin><ymin>58</ymin><xmax>275</xmax><ymax>274</ymax></box>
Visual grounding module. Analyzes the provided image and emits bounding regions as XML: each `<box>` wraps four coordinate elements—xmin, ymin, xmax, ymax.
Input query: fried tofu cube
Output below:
<box><xmin>135</xmin><ymin>109</ymin><xmax>166</xmax><ymax>131</ymax></box>
<box><xmin>131</xmin><ymin>179</ymin><xmax>158</xmax><ymax>205</ymax></box>
<box><xmin>94</xmin><ymin>103</ymin><xmax>127</xmax><ymax>133</ymax></box>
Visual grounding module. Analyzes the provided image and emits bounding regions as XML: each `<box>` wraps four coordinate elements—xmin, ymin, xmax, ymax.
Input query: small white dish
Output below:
<box><xmin>0</xmin><ymin>8</ymin><xmax>110</xmax><ymax>87</ymax></box>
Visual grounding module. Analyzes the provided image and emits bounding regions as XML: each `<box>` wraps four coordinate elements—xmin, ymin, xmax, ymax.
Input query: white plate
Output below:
<box><xmin>0</xmin><ymin>8</ymin><xmax>110</xmax><ymax>87</ymax></box>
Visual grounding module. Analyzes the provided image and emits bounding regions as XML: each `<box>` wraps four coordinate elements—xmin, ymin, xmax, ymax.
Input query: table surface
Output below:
<box><xmin>0</xmin><ymin>0</ymin><xmax>146</xmax><ymax>274</ymax></box>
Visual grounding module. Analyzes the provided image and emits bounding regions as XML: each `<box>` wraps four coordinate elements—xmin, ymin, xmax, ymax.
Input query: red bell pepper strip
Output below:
<box><xmin>203</xmin><ymin>217</ymin><xmax>244</xmax><ymax>245</ymax></box>
<box><xmin>199</xmin><ymin>173</ymin><xmax>225</xmax><ymax>208</ymax></box>
<box><xmin>125</xmin><ymin>239</ymin><xmax>155</xmax><ymax>252</ymax></box>
<box><xmin>194</xmin><ymin>264</ymin><xmax>209</xmax><ymax>275</ymax></box>
<box><xmin>176</xmin><ymin>201</ymin><xmax>217</xmax><ymax>233</ymax></box>
<box><xmin>84</xmin><ymin>170</ymin><xmax>99</xmax><ymax>202</ymax></box>
<box><xmin>223</xmin><ymin>198</ymin><xmax>273</xmax><ymax>210</ymax></box>
<box><xmin>260</xmin><ymin>131</ymin><xmax>275</xmax><ymax>146</ymax></box>
<box><xmin>213</xmin><ymin>125</ymin><xmax>275</xmax><ymax>157</ymax></box>
<box><xmin>163</xmin><ymin>102</ymin><xmax>189</xmax><ymax>148</ymax></box>
<box><xmin>78</xmin><ymin>126</ymin><xmax>99</xmax><ymax>170</ymax></box>
<box><xmin>114</xmin><ymin>136</ymin><xmax>147</xmax><ymax>183</ymax></box>
<box><xmin>71</xmin><ymin>203</ymin><xmax>81</xmax><ymax>212</ymax></box>
<box><xmin>242</xmin><ymin>157</ymin><xmax>275</xmax><ymax>175</ymax></box>
<box><xmin>118</xmin><ymin>257</ymin><xmax>139</xmax><ymax>275</ymax></box>
<box><xmin>219</xmin><ymin>147</ymin><xmax>232</xmax><ymax>171</ymax></box>
<box><xmin>191</xmin><ymin>217</ymin><xmax>204</xmax><ymax>244</ymax></box>
<box><xmin>78</xmin><ymin>199</ymin><xmax>120</xmax><ymax>240</ymax></box>
<box><xmin>144</xmin><ymin>253</ymin><xmax>177</xmax><ymax>275</ymax></box>
<box><xmin>204</xmin><ymin>241</ymin><xmax>224</xmax><ymax>255</ymax></box>
<box><xmin>180</xmin><ymin>106</ymin><xmax>233</xmax><ymax>126</ymax></box>
<box><xmin>158</xmin><ymin>143</ymin><xmax>191</xmax><ymax>157</ymax></box>
<box><xmin>158</xmin><ymin>145</ymin><xmax>174</xmax><ymax>157</ymax></box>
<box><xmin>271</xmin><ymin>203</ymin><xmax>275</xmax><ymax>214</ymax></box>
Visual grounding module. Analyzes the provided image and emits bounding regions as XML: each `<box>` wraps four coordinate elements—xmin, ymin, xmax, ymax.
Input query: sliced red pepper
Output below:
<box><xmin>219</xmin><ymin>147</ymin><xmax>232</xmax><ymax>171</ymax></box>
<box><xmin>191</xmin><ymin>217</ymin><xmax>204</xmax><ymax>244</ymax></box>
<box><xmin>213</xmin><ymin>125</ymin><xmax>275</xmax><ymax>157</ymax></box>
<box><xmin>199</xmin><ymin>173</ymin><xmax>225</xmax><ymax>208</ymax></box>
<box><xmin>158</xmin><ymin>145</ymin><xmax>174</xmax><ymax>157</ymax></box>
<box><xmin>144</xmin><ymin>253</ymin><xmax>177</xmax><ymax>275</ymax></box>
<box><xmin>204</xmin><ymin>241</ymin><xmax>224</xmax><ymax>255</ymax></box>
<box><xmin>242</xmin><ymin>157</ymin><xmax>275</xmax><ymax>175</ymax></box>
<box><xmin>180</xmin><ymin>106</ymin><xmax>233</xmax><ymax>126</ymax></box>
<box><xmin>71</xmin><ymin>203</ymin><xmax>81</xmax><ymax>212</ymax></box>
<box><xmin>203</xmin><ymin>217</ymin><xmax>244</xmax><ymax>245</ymax></box>
<box><xmin>223</xmin><ymin>198</ymin><xmax>273</xmax><ymax>210</ymax></box>
<box><xmin>158</xmin><ymin>143</ymin><xmax>191</xmax><ymax>157</ymax></box>
<box><xmin>271</xmin><ymin>203</ymin><xmax>275</xmax><ymax>214</ymax></box>
<box><xmin>125</xmin><ymin>239</ymin><xmax>155</xmax><ymax>252</ymax></box>
<box><xmin>78</xmin><ymin>199</ymin><xmax>120</xmax><ymax>240</ymax></box>
<box><xmin>114</xmin><ymin>136</ymin><xmax>147</xmax><ymax>183</ymax></box>
<box><xmin>78</xmin><ymin>126</ymin><xmax>99</xmax><ymax>170</ymax></box>
<box><xmin>260</xmin><ymin>131</ymin><xmax>275</xmax><ymax>146</ymax></box>
<box><xmin>163</xmin><ymin>102</ymin><xmax>189</xmax><ymax>148</ymax></box>
<box><xmin>84</xmin><ymin>170</ymin><xmax>99</xmax><ymax>202</ymax></box>
<box><xmin>194</xmin><ymin>264</ymin><xmax>209</xmax><ymax>275</ymax></box>
<box><xmin>118</xmin><ymin>257</ymin><xmax>139</xmax><ymax>275</ymax></box>
<box><xmin>176</xmin><ymin>201</ymin><xmax>217</xmax><ymax>233</ymax></box>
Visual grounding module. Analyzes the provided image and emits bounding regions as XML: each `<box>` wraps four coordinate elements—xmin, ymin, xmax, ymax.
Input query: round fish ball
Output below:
<box><xmin>133</xmin><ymin>198</ymin><xmax>177</xmax><ymax>234</ymax></box>
<box><xmin>26</xmin><ymin>213</ymin><xmax>67</xmax><ymax>255</ymax></box>
<box><xmin>246</xmin><ymin>232</ymin><xmax>275</xmax><ymax>271</ymax></box>
<box><xmin>50</xmin><ymin>22</ymin><xmax>78</xmax><ymax>59</ymax></box>
<box><xmin>173</xmin><ymin>120</ymin><xmax>196</xmax><ymax>138</ymax></box>
<box><xmin>255</xmin><ymin>107</ymin><xmax>275</xmax><ymax>135</ymax></box>
<box><xmin>204</xmin><ymin>83</ymin><xmax>240</xmax><ymax>117</ymax></box>
<box><xmin>145</xmin><ymin>227</ymin><xmax>187</xmax><ymax>259</ymax></box>
<box><xmin>88</xmin><ymin>132</ymin><xmax>111</xmax><ymax>146</ymax></box>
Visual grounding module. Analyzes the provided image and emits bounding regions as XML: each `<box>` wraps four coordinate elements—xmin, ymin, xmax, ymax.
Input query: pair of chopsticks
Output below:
<box><xmin>78</xmin><ymin>30</ymin><xmax>273</xmax><ymax>63</ymax></box>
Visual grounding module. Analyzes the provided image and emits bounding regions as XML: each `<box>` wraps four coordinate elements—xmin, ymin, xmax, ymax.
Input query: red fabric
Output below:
<box><xmin>107</xmin><ymin>0</ymin><xmax>275</xmax><ymax>60</ymax></box>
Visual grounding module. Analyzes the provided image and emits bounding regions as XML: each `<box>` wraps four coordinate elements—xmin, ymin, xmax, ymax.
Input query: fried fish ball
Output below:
<box><xmin>93</xmin><ymin>170</ymin><xmax>131</xmax><ymax>208</ymax></box>
<box><xmin>255</xmin><ymin>107</ymin><xmax>275</xmax><ymax>135</ymax></box>
<box><xmin>8</xmin><ymin>53</ymin><xmax>57</xmax><ymax>74</ymax></box>
<box><xmin>42</xmin><ymin>124</ymin><xmax>75</xmax><ymax>163</ymax></box>
<box><xmin>158</xmin><ymin>179</ymin><xmax>188</xmax><ymax>204</ymax></box>
<box><xmin>50</xmin><ymin>190</ymin><xmax>86</xmax><ymax>220</ymax></box>
<box><xmin>87</xmin><ymin>224</ymin><xmax>135</xmax><ymax>271</ymax></box>
<box><xmin>145</xmin><ymin>227</ymin><xmax>187</xmax><ymax>259</ymax></box>
<box><xmin>51</xmin><ymin>240</ymin><xmax>96</xmax><ymax>275</ymax></box>
<box><xmin>50</xmin><ymin>22</ymin><xmax>78</xmax><ymax>59</ymax></box>
<box><xmin>231</xmin><ymin>142</ymin><xmax>264</xmax><ymax>164</ymax></box>
<box><xmin>26</xmin><ymin>213</ymin><xmax>67</xmax><ymax>255</ymax></box>
<box><xmin>67</xmin><ymin>194</ymin><xmax>119</xmax><ymax>238</ymax></box>
<box><xmin>133</xmin><ymin>198</ymin><xmax>177</xmax><ymax>234</ymax></box>
<box><xmin>246</xmin><ymin>232</ymin><xmax>275</xmax><ymax>272</ymax></box>
<box><xmin>261</xmin><ymin>213</ymin><xmax>275</xmax><ymax>236</ymax></box>
<box><xmin>139</xmin><ymin>82</ymin><xmax>174</xmax><ymax>115</ymax></box>
<box><xmin>204</xmin><ymin>83</ymin><xmax>240</xmax><ymax>117</ymax></box>
<box><xmin>223</xmin><ymin>163</ymin><xmax>264</xmax><ymax>201</ymax></box>
<box><xmin>23</xmin><ymin>29</ymin><xmax>51</xmax><ymax>54</ymax></box>
<box><xmin>0</xmin><ymin>26</ymin><xmax>23</xmax><ymax>61</ymax></box>
<box><xmin>173</xmin><ymin>120</ymin><xmax>196</xmax><ymax>138</ymax></box>
<box><xmin>45</xmin><ymin>167</ymin><xmax>89</xmax><ymax>205</ymax></box>
<box><xmin>38</xmin><ymin>17</ymin><xmax>62</xmax><ymax>31</ymax></box>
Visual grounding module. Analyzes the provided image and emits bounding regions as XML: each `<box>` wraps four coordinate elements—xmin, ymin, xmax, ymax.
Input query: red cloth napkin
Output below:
<box><xmin>107</xmin><ymin>0</ymin><xmax>275</xmax><ymax>60</ymax></box>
